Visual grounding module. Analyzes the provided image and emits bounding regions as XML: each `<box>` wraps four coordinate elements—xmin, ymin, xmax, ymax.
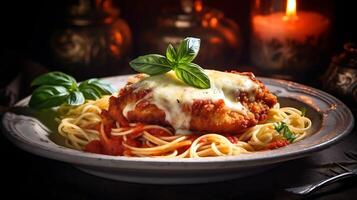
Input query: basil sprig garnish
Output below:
<box><xmin>129</xmin><ymin>37</ymin><xmax>211</xmax><ymax>89</ymax></box>
<box><xmin>29</xmin><ymin>72</ymin><xmax>116</xmax><ymax>109</ymax></box>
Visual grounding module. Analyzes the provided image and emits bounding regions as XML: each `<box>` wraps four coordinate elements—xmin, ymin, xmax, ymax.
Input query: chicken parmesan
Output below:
<box><xmin>108</xmin><ymin>70</ymin><xmax>277</xmax><ymax>134</ymax></box>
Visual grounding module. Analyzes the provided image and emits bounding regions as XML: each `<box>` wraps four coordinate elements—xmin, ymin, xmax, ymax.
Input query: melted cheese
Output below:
<box><xmin>123</xmin><ymin>70</ymin><xmax>259</xmax><ymax>131</ymax></box>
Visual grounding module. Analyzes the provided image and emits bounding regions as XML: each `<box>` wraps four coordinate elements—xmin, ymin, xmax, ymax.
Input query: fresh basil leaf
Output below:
<box><xmin>78</xmin><ymin>84</ymin><xmax>102</xmax><ymax>100</ymax></box>
<box><xmin>274</xmin><ymin>122</ymin><xmax>295</xmax><ymax>143</ymax></box>
<box><xmin>31</xmin><ymin>71</ymin><xmax>77</xmax><ymax>89</ymax></box>
<box><xmin>79</xmin><ymin>79</ymin><xmax>116</xmax><ymax>96</ymax></box>
<box><xmin>79</xmin><ymin>79</ymin><xmax>110</xmax><ymax>100</ymax></box>
<box><xmin>166</xmin><ymin>44</ymin><xmax>177</xmax><ymax>63</ymax></box>
<box><xmin>300</xmin><ymin>107</ymin><xmax>307</xmax><ymax>117</ymax></box>
<box><xmin>29</xmin><ymin>85</ymin><xmax>69</xmax><ymax>109</ymax></box>
<box><xmin>66</xmin><ymin>91</ymin><xmax>85</xmax><ymax>106</ymax></box>
<box><xmin>176</xmin><ymin>37</ymin><xmax>200</xmax><ymax>63</ymax></box>
<box><xmin>274</xmin><ymin>122</ymin><xmax>285</xmax><ymax>132</ymax></box>
<box><xmin>174</xmin><ymin>63</ymin><xmax>210</xmax><ymax>89</ymax></box>
<box><xmin>283</xmin><ymin>126</ymin><xmax>295</xmax><ymax>143</ymax></box>
<box><xmin>90</xmin><ymin>79</ymin><xmax>116</xmax><ymax>94</ymax></box>
<box><xmin>129</xmin><ymin>54</ymin><xmax>172</xmax><ymax>75</ymax></box>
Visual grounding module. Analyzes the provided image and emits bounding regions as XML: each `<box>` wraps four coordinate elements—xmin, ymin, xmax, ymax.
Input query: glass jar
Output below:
<box><xmin>48</xmin><ymin>0</ymin><xmax>132</xmax><ymax>80</ymax></box>
<box><xmin>140</xmin><ymin>0</ymin><xmax>242</xmax><ymax>70</ymax></box>
<box><xmin>323</xmin><ymin>43</ymin><xmax>357</xmax><ymax>107</ymax></box>
<box><xmin>250</xmin><ymin>0</ymin><xmax>332</xmax><ymax>80</ymax></box>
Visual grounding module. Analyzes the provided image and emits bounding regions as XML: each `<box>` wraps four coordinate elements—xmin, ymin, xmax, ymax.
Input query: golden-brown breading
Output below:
<box><xmin>108</xmin><ymin>71</ymin><xmax>277</xmax><ymax>134</ymax></box>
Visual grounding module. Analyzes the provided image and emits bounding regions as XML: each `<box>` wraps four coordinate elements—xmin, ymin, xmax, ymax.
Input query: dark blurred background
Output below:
<box><xmin>1</xmin><ymin>0</ymin><xmax>356</xmax><ymax>105</ymax></box>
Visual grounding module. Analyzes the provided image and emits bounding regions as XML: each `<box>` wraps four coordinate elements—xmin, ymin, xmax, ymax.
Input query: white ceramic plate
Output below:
<box><xmin>1</xmin><ymin>75</ymin><xmax>354</xmax><ymax>184</ymax></box>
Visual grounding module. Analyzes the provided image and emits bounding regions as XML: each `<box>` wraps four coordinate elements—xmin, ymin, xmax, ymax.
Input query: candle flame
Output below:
<box><xmin>284</xmin><ymin>0</ymin><xmax>298</xmax><ymax>21</ymax></box>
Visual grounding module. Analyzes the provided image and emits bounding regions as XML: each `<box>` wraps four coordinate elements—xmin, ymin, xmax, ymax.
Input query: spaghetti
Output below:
<box><xmin>57</xmin><ymin>96</ymin><xmax>312</xmax><ymax>158</ymax></box>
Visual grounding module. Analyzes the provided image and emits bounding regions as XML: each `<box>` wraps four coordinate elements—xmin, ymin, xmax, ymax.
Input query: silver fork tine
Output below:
<box><xmin>318</xmin><ymin>170</ymin><xmax>334</xmax><ymax>177</ymax></box>
<box><xmin>329</xmin><ymin>168</ymin><xmax>340</xmax><ymax>175</ymax></box>
<box><xmin>285</xmin><ymin>171</ymin><xmax>357</xmax><ymax>195</ymax></box>
<box><xmin>345</xmin><ymin>151</ymin><xmax>357</xmax><ymax>160</ymax></box>
<box><xmin>334</xmin><ymin>162</ymin><xmax>351</xmax><ymax>172</ymax></box>
<box><xmin>285</xmin><ymin>162</ymin><xmax>357</xmax><ymax>195</ymax></box>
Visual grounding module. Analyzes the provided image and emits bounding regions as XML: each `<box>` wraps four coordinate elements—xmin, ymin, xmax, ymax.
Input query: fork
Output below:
<box><xmin>285</xmin><ymin>161</ymin><xmax>357</xmax><ymax>195</ymax></box>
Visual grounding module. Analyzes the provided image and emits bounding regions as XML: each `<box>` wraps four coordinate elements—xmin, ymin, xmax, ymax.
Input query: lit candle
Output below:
<box><xmin>251</xmin><ymin>0</ymin><xmax>330</xmax><ymax>76</ymax></box>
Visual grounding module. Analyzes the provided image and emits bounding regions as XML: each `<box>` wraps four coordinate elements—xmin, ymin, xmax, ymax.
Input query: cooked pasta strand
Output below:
<box><xmin>58</xmin><ymin>97</ymin><xmax>312</xmax><ymax>158</ymax></box>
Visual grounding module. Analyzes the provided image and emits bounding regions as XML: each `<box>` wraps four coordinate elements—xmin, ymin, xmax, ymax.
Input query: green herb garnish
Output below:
<box><xmin>29</xmin><ymin>72</ymin><xmax>116</xmax><ymax>109</ymax></box>
<box><xmin>129</xmin><ymin>37</ymin><xmax>211</xmax><ymax>89</ymax></box>
<box><xmin>300</xmin><ymin>107</ymin><xmax>307</xmax><ymax>117</ymax></box>
<box><xmin>274</xmin><ymin>122</ymin><xmax>296</xmax><ymax>143</ymax></box>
